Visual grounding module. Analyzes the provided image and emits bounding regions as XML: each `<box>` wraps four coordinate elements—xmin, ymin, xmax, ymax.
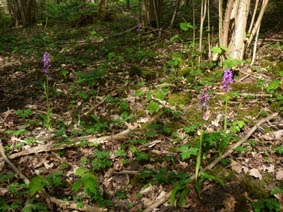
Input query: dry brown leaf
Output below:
<box><xmin>231</xmin><ymin>159</ymin><xmax>242</xmax><ymax>174</ymax></box>
<box><xmin>249</xmin><ymin>168</ymin><xmax>262</xmax><ymax>180</ymax></box>
<box><xmin>275</xmin><ymin>169</ymin><xmax>283</xmax><ymax>181</ymax></box>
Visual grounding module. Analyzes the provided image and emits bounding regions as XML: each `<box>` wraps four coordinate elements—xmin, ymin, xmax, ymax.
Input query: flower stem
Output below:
<box><xmin>44</xmin><ymin>76</ymin><xmax>51</xmax><ymax>130</ymax></box>
<box><xmin>195</xmin><ymin>124</ymin><xmax>203</xmax><ymax>182</ymax></box>
<box><xmin>224</xmin><ymin>95</ymin><xmax>228</xmax><ymax>135</ymax></box>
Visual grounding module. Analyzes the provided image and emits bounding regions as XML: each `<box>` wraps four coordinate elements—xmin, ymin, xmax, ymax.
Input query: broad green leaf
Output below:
<box><xmin>75</xmin><ymin>168</ymin><xmax>89</xmax><ymax>176</ymax></box>
<box><xmin>146</xmin><ymin>102</ymin><xmax>160</xmax><ymax>115</ymax></box>
<box><xmin>211</xmin><ymin>46</ymin><xmax>222</xmax><ymax>54</ymax></box>
<box><xmin>266</xmin><ymin>80</ymin><xmax>279</xmax><ymax>91</ymax></box>
<box><xmin>29</xmin><ymin>176</ymin><xmax>45</xmax><ymax>196</ymax></box>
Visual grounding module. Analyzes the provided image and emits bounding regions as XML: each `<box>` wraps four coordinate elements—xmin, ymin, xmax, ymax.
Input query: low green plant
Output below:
<box><xmin>16</xmin><ymin>109</ymin><xmax>32</xmax><ymax>118</ymax></box>
<box><xmin>72</xmin><ymin>168</ymin><xmax>103</xmax><ymax>203</ymax></box>
<box><xmin>92</xmin><ymin>150</ymin><xmax>112</xmax><ymax>170</ymax></box>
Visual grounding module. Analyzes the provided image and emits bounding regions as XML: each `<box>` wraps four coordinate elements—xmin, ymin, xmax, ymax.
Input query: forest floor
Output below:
<box><xmin>0</xmin><ymin>11</ymin><xmax>282</xmax><ymax>212</ymax></box>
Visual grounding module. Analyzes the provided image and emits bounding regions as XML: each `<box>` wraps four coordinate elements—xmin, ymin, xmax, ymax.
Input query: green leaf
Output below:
<box><xmin>170</xmin><ymin>34</ymin><xmax>179</xmax><ymax>41</ymax></box>
<box><xmin>266</xmin><ymin>80</ymin><xmax>279</xmax><ymax>92</ymax></box>
<box><xmin>179</xmin><ymin>22</ymin><xmax>193</xmax><ymax>31</ymax></box>
<box><xmin>265</xmin><ymin>198</ymin><xmax>280</xmax><ymax>211</ymax></box>
<box><xmin>200</xmin><ymin>172</ymin><xmax>224</xmax><ymax>186</ymax></box>
<box><xmin>29</xmin><ymin>176</ymin><xmax>45</xmax><ymax>196</ymax></box>
<box><xmin>75</xmin><ymin>168</ymin><xmax>89</xmax><ymax>176</ymax></box>
<box><xmin>146</xmin><ymin>102</ymin><xmax>160</xmax><ymax>115</ymax></box>
<box><xmin>252</xmin><ymin>199</ymin><xmax>265</xmax><ymax>212</ymax></box>
<box><xmin>181</xmin><ymin>147</ymin><xmax>198</xmax><ymax>160</ymax></box>
<box><xmin>211</xmin><ymin>46</ymin><xmax>222</xmax><ymax>54</ymax></box>
<box><xmin>275</xmin><ymin>146</ymin><xmax>283</xmax><ymax>155</ymax></box>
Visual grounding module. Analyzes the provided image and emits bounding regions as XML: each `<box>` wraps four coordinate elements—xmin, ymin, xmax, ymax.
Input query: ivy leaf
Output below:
<box><xmin>146</xmin><ymin>102</ymin><xmax>160</xmax><ymax>115</ymax></box>
<box><xmin>29</xmin><ymin>176</ymin><xmax>45</xmax><ymax>196</ymax></box>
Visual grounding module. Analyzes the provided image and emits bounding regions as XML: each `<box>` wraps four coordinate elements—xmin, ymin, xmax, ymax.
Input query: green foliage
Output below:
<box><xmin>252</xmin><ymin>198</ymin><xmax>280</xmax><ymax>212</ymax></box>
<box><xmin>92</xmin><ymin>150</ymin><xmax>112</xmax><ymax>170</ymax></box>
<box><xmin>178</xmin><ymin>145</ymin><xmax>198</xmax><ymax>160</ymax></box>
<box><xmin>179</xmin><ymin>22</ymin><xmax>194</xmax><ymax>31</ymax></box>
<box><xmin>195</xmin><ymin>172</ymin><xmax>224</xmax><ymax>198</ymax></box>
<box><xmin>275</xmin><ymin>146</ymin><xmax>283</xmax><ymax>155</ymax></box>
<box><xmin>16</xmin><ymin>109</ymin><xmax>32</xmax><ymax>118</ymax></box>
<box><xmin>29</xmin><ymin>176</ymin><xmax>48</xmax><ymax>196</ymax></box>
<box><xmin>146</xmin><ymin>101</ymin><xmax>160</xmax><ymax>115</ymax></box>
<box><xmin>170</xmin><ymin>172</ymin><xmax>192</xmax><ymax>206</ymax></box>
<box><xmin>229</xmin><ymin>120</ymin><xmax>245</xmax><ymax>134</ymax></box>
<box><xmin>72</xmin><ymin>168</ymin><xmax>102</xmax><ymax>202</ymax></box>
<box><xmin>5</xmin><ymin>129</ymin><xmax>29</xmax><ymax>137</ymax></box>
<box><xmin>0</xmin><ymin>200</ymin><xmax>21</xmax><ymax>212</ymax></box>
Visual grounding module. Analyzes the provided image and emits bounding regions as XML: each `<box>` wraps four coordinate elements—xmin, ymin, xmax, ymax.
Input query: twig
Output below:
<box><xmin>144</xmin><ymin>112</ymin><xmax>278</xmax><ymax>212</ymax></box>
<box><xmin>49</xmin><ymin>197</ymin><xmax>106</xmax><ymax>212</ymax></box>
<box><xmin>3</xmin><ymin>117</ymin><xmax>149</xmax><ymax>161</ymax></box>
<box><xmin>214</xmin><ymin>92</ymin><xmax>272</xmax><ymax>97</ymax></box>
<box><xmin>0</xmin><ymin>139</ymin><xmax>30</xmax><ymax>184</ymax></box>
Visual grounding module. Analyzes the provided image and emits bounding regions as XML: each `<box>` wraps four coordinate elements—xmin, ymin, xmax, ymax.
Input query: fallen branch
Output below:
<box><xmin>144</xmin><ymin>112</ymin><xmax>278</xmax><ymax>212</ymax></box>
<box><xmin>0</xmin><ymin>139</ymin><xmax>108</xmax><ymax>212</ymax></box>
<box><xmin>0</xmin><ymin>139</ymin><xmax>30</xmax><ymax>184</ymax></box>
<box><xmin>4</xmin><ymin>117</ymin><xmax>149</xmax><ymax>161</ymax></box>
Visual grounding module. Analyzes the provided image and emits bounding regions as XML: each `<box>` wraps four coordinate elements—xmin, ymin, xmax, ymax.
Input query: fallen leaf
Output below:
<box><xmin>249</xmin><ymin>168</ymin><xmax>262</xmax><ymax>180</ymax></box>
<box><xmin>231</xmin><ymin>160</ymin><xmax>242</xmax><ymax>174</ymax></box>
<box><xmin>275</xmin><ymin>169</ymin><xmax>283</xmax><ymax>181</ymax></box>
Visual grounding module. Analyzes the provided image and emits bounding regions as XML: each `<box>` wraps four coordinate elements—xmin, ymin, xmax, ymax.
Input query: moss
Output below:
<box><xmin>231</xmin><ymin>82</ymin><xmax>259</xmax><ymax>93</ymax></box>
<box><xmin>168</xmin><ymin>93</ymin><xmax>191</xmax><ymax>106</ymax></box>
<box><xmin>263</xmin><ymin>56</ymin><xmax>277</xmax><ymax>62</ymax></box>
<box><xmin>261</xmin><ymin>60</ymin><xmax>273</xmax><ymax>68</ymax></box>
<box><xmin>185</xmin><ymin>106</ymin><xmax>202</xmax><ymax>122</ymax></box>
<box><xmin>242</xmin><ymin>176</ymin><xmax>269</xmax><ymax>199</ymax></box>
<box><xmin>209</xmin><ymin>165</ymin><xmax>237</xmax><ymax>183</ymax></box>
<box><xmin>271</xmin><ymin>61</ymin><xmax>283</xmax><ymax>77</ymax></box>
<box><xmin>234</xmin><ymin>194</ymin><xmax>251</xmax><ymax>212</ymax></box>
<box><xmin>270</xmin><ymin>101</ymin><xmax>282</xmax><ymax>112</ymax></box>
<box><xmin>236</xmin><ymin>105</ymin><xmax>261</xmax><ymax>121</ymax></box>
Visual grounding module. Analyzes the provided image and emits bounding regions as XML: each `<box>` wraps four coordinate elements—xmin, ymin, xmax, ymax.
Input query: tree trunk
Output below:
<box><xmin>228</xmin><ymin>0</ymin><xmax>250</xmax><ymax>59</ymax></box>
<box><xmin>142</xmin><ymin>0</ymin><xmax>162</xmax><ymax>27</ymax></box>
<box><xmin>7</xmin><ymin>0</ymin><xmax>36</xmax><ymax>26</ymax></box>
<box><xmin>126</xmin><ymin>0</ymin><xmax>130</xmax><ymax>9</ymax></box>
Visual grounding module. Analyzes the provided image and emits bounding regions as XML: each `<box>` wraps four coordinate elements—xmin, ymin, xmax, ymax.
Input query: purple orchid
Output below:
<box><xmin>198</xmin><ymin>88</ymin><xmax>210</xmax><ymax>120</ymax></box>
<box><xmin>222</xmin><ymin>69</ymin><xmax>233</xmax><ymax>92</ymax></box>
<box><xmin>198</xmin><ymin>88</ymin><xmax>210</xmax><ymax>111</ymax></box>
<box><xmin>137</xmin><ymin>23</ymin><xmax>141</xmax><ymax>32</ymax></box>
<box><xmin>43</xmin><ymin>52</ymin><xmax>51</xmax><ymax>75</ymax></box>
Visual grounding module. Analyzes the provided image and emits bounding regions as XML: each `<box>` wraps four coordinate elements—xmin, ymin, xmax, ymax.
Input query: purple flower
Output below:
<box><xmin>43</xmin><ymin>52</ymin><xmax>51</xmax><ymax>75</ymax></box>
<box><xmin>198</xmin><ymin>88</ymin><xmax>210</xmax><ymax>111</ymax></box>
<box><xmin>222</xmin><ymin>69</ymin><xmax>233</xmax><ymax>92</ymax></box>
<box><xmin>198</xmin><ymin>88</ymin><xmax>210</xmax><ymax>120</ymax></box>
<box><xmin>137</xmin><ymin>23</ymin><xmax>141</xmax><ymax>32</ymax></box>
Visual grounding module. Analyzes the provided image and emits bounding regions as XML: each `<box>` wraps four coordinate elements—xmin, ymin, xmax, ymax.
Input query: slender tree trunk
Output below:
<box><xmin>229</xmin><ymin>0</ymin><xmax>250</xmax><ymax>59</ymax></box>
<box><xmin>126</xmin><ymin>0</ymin><xmax>130</xmax><ymax>9</ymax></box>
<box><xmin>7</xmin><ymin>0</ymin><xmax>36</xmax><ymax>26</ymax></box>
<box><xmin>142</xmin><ymin>0</ymin><xmax>162</xmax><ymax>27</ymax></box>
<box><xmin>198</xmin><ymin>0</ymin><xmax>207</xmax><ymax>63</ymax></box>
<box><xmin>247</xmin><ymin>0</ymin><xmax>269</xmax><ymax>48</ymax></box>
<box><xmin>218</xmin><ymin>0</ymin><xmax>223</xmax><ymax>46</ymax></box>
<box><xmin>170</xmin><ymin>0</ymin><xmax>182</xmax><ymax>27</ymax></box>
<box><xmin>222</xmin><ymin>0</ymin><xmax>234</xmax><ymax>48</ymax></box>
